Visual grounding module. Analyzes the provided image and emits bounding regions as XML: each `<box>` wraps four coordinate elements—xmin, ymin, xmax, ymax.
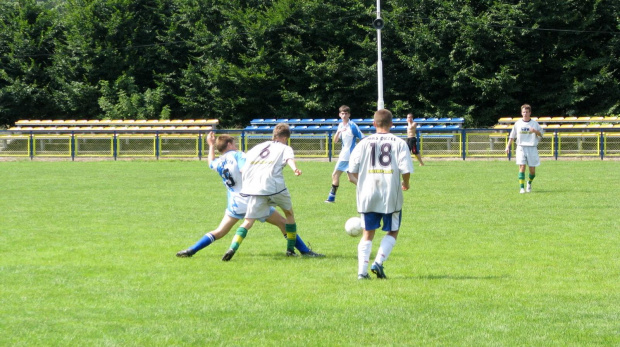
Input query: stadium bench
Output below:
<box><xmin>249</xmin><ymin>117</ymin><xmax>464</xmax><ymax>128</ymax></box>
<box><xmin>9</xmin><ymin>119</ymin><xmax>218</xmax><ymax>133</ymax></box>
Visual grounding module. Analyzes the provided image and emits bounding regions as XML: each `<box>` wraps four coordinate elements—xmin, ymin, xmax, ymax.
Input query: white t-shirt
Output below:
<box><xmin>348</xmin><ymin>133</ymin><xmax>414</xmax><ymax>214</ymax></box>
<box><xmin>241</xmin><ymin>140</ymin><xmax>295</xmax><ymax>196</ymax></box>
<box><xmin>337</xmin><ymin>121</ymin><xmax>364</xmax><ymax>161</ymax></box>
<box><xmin>209</xmin><ymin>150</ymin><xmax>248</xmax><ymax>214</ymax></box>
<box><xmin>509</xmin><ymin>119</ymin><xmax>543</xmax><ymax>147</ymax></box>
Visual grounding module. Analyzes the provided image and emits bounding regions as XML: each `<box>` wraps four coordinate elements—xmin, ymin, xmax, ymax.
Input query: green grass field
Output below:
<box><xmin>1</xmin><ymin>159</ymin><xmax>619</xmax><ymax>346</ymax></box>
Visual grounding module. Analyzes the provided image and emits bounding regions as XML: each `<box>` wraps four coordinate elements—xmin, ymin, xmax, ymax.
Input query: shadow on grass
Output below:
<box><xmin>411</xmin><ymin>274</ymin><xmax>509</xmax><ymax>280</ymax></box>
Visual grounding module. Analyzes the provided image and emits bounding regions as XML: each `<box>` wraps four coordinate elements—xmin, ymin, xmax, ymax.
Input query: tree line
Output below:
<box><xmin>1</xmin><ymin>0</ymin><xmax>619</xmax><ymax>128</ymax></box>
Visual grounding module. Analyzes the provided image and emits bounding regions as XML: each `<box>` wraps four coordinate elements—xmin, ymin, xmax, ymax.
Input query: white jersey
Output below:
<box><xmin>241</xmin><ymin>140</ymin><xmax>295</xmax><ymax>196</ymax></box>
<box><xmin>209</xmin><ymin>150</ymin><xmax>248</xmax><ymax>215</ymax></box>
<box><xmin>509</xmin><ymin>119</ymin><xmax>543</xmax><ymax>147</ymax></box>
<box><xmin>348</xmin><ymin>133</ymin><xmax>414</xmax><ymax>214</ymax></box>
<box><xmin>337</xmin><ymin>121</ymin><xmax>364</xmax><ymax>161</ymax></box>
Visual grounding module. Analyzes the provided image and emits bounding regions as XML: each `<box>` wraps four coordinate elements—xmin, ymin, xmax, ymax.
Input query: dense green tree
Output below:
<box><xmin>0</xmin><ymin>0</ymin><xmax>62</xmax><ymax>126</ymax></box>
<box><xmin>0</xmin><ymin>0</ymin><xmax>618</xmax><ymax>128</ymax></box>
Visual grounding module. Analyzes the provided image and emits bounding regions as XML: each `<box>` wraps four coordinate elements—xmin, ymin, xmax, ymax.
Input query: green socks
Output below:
<box><xmin>230</xmin><ymin>227</ymin><xmax>248</xmax><ymax>251</ymax></box>
<box><xmin>285</xmin><ymin>224</ymin><xmax>297</xmax><ymax>252</ymax></box>
<box><xmin>518</xmin><ymin>172</ymin><xmax>525</xmax><ymax>188</ymax></box>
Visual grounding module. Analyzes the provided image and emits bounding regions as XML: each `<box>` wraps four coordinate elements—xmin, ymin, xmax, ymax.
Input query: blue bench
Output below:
<box><xmin>250</xmin><ymin>117</ymin><xmax>464</xmax><ymax>128</ymax></box>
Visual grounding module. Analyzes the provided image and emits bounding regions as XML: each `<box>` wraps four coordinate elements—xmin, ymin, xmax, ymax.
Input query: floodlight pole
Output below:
<box><xmin>376</xmin><ymin>0</ymin><xmax>384</xmax><ymax>110</ymax></box>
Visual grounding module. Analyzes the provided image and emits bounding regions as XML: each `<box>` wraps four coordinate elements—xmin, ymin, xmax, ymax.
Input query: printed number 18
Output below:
<box><xmin>369</xmin><ymin>142</ymin><xmax>392</xmax><ymax>167</ymax></box>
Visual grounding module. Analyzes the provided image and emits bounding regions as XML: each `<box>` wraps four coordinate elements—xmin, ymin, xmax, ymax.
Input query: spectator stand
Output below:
<box><xmin>3</xmin><ymin>119</ymin><xmax>218</xmax><ymax>160</ymax></box>
<box><xmin>244</xmin><ymin>117</ymin><xmax>465</xmax><ymax>159</ymax></box>
<box><xmin>492</xmin><ymin>116</ymin><xmax>620</xmax><ymax>159</ymax></box>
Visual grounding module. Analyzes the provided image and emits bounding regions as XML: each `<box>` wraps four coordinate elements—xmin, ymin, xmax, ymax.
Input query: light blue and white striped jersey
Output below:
<box><xmin>209</xmin><ymin>150</ymin><xmax>248</xmax><ymax>215</ymax></box>
<box><xmin>337</xmin><ymin>121</ymin><xmax>364</xmax><ymax>161</ymax></box>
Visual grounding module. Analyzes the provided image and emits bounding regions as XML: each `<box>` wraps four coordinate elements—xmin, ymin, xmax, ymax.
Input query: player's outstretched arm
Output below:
<box><xmin>207</xmin><ymin>131</ymin><xmax>216</xmax><ymax>164</ymax></box>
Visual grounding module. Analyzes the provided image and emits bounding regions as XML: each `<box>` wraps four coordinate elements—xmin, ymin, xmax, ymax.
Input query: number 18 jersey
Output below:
<box><xmin>348</xmin><ymin>133</ymin><xmax>414</xmax><ymax>214</ymax></box>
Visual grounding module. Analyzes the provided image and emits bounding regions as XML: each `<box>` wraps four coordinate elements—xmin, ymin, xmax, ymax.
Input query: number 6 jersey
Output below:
<box><xmin>348</xmin><ymin>133</ymin><xmax>414</xmax><ymax>214</ymax></box>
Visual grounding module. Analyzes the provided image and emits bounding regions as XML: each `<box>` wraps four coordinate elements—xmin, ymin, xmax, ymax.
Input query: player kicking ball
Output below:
<box><xmin>348</xmin><ymin>109</ymin><xmax>414</xmax><ymax>280</ymax></box>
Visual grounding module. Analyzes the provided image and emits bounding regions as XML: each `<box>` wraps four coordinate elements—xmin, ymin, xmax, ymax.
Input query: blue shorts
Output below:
<box><xmin>361</xmin><ymin>211</ymin><xmax>402</xmax><ymax>232</ymax></box>
<box><xmin>226</xmin><ymin>206</ymin><xmax>275</xmax><ymax>223</ymax></box>
<box><xmin>334</xmin><ymin>160</ymin><xmax>349</xmax><ymax>172</ymax></box>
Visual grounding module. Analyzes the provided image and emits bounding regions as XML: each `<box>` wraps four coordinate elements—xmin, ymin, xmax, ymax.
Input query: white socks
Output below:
<box><xmin>358</xmin><ymin>235</ymin><xmax>397</xmax><ymax>275</ymax></box>
<box><xmin>374</xmin><ymin>235</ymin><xmax>396</xmax><ymax>265</ymax></box>
<box><xmin>357</xmin><ymin>240</ymin><xmax>372</xmax><ymax>275</ymax></box>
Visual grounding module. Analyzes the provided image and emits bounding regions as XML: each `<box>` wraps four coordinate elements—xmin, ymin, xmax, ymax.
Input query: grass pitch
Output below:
<box><xmin>1</xmin><ymin>159</ymin><xmax>619</xmax><ymax>346</ymax></box>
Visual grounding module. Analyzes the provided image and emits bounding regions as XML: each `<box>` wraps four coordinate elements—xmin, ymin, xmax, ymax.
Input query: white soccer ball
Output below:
<box><xmin>345</xmin><ymin>217</ymin><xmax>363</xmax><ymax>237</ymax></box>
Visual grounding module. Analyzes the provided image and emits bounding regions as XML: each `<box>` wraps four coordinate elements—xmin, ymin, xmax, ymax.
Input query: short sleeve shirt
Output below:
<box><xmin>241</xmin><ymin>140</ymin><xmax>294</xmax><ymax>196</ymax></box>
<box><xmin>337</xmin><ymin>121</ymin><xmax>364</xmax><ymax>161</ymax></box>
<box><xmin>509</xmin><ymin>119</ymin><xmax>544</xmax><ymax>147</ymax></box>
<box><xmin>349</xmin><ymin>133</ymin><xmax>414</xmax><ymax>214</ymax></box>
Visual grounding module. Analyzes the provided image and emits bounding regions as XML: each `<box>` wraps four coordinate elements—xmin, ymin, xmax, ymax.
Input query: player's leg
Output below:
<box><xmin>410</xmin><ymin>138</ymin><xmax>425</xmax><ymax>166</ymax></box>
<box><xmin>371</xmin><ymin>212</ymin><xmax>402</xmax><ymax>279</ymax></box>
<box><xmin>280</xmin><ymin>207</ymin><xmax>298</xmax><ymax>256</ymax></box>
<box><xmin>325</xmin><ymin>162</ymin><xmax>347</xmax><ymax>202</ymax></box>
<box><xmin>265</xmin><ymin>208</ymin><xmax>324</xmax><ymax>257</ymax></box>
<box><xmin>272</xmin><ymin>191</ymin><xmax>298</xmax><ymax>255</ymax></box>
<box><xmin>515</xmin><ymin>146</ymin><xmax>527</xmax><ymax>193</ymax></box>
<box><xmin>222</xmin><ymin>196</ymin><xmax>267</xmax><ymax>261</ymax></box>
<box><xmin>526</xmin><ymin>147</ymin><xmax>540</xmax><ymax>193</ymax></box>
<box><xmin>176</xmin><ymin>214</ymin><xmax>239</xmax><ymax>257</ymax></box>
<box><xmin>221</xmin><ymin>217</ymin><xmax>256</xmax><ymax>261</ymax></box>
<box><xmin>527</xmin><ymin>166</ymin><xmax>536</xmax><ymax>192</ymax></box>
<box><xmin>415</xmin><ymin>153</ymin><xmax>425</xmax><ymax>166</ymax></box>
<box><xmin>357</xmin><ymin>213</ymin><xmax>380</xmax><ymax>280</ymax></box>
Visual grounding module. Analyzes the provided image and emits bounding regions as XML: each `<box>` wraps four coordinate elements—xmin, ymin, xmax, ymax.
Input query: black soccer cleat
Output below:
<box><xmin>176</xmin><ymin>249</ymin><xmax>195</xmax><ymax>258</ymax></box>
<box><xmin>301</xmin><ymin>250</ymin><xmax>325</xmax><ymax>257</ymax></box>
<box><xmin>371</xmin><ymin>262</ymin><xmax>387</xmax><ymax>279</ymax></box>
<box><xmin>221</xmin><ymin>249</ymin><xmax>236</xmax><ymax>261</ymax></box>
<box><xmin>358</xmin><ymin>274</ymin><xmax>371</xmax><ymax>280</ymax></box>
<box><xmin>286</xmin><ymin>250</ymin><xmax>298</xmax><ymax>257</ymax></box>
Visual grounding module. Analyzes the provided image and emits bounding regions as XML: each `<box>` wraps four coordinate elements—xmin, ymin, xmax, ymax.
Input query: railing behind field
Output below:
<box><xmin>2</xmin><ymin>128</ymin><xmax>619</xmax><ymax>160</ymax></box>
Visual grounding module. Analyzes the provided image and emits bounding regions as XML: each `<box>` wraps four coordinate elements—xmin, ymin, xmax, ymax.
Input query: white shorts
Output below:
<box><xmin>245</xmin><ymin>189</ymin><xmax>293</xmax><ymax>219</ymax></box>
<box><xmin>515</xmin><ymin>146</ymin><xmax>540</xmax><ymax>167</ymax></box>
<box><xmin>226</xmin><ymin>206</ymin><xmax>275</xmax><ymax>223</ymax></box>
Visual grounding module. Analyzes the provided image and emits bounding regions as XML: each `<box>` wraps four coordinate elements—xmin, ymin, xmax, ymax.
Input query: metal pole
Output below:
<box><xmin>376</xmin><ymin>0</ymin><xmax>384</xmax><ymax>110</ymax></box>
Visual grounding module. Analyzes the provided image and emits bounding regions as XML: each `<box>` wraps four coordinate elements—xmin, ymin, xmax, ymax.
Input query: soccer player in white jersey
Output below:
<box><xmin>505</xmin><ymin>104</ymin><xmax>544</xmax><ymax>193</ymax></box>
<box><xmin>325</xmin><ymin>105</ymin><xmax>364</xmax><ymax>203</ymax></box>
<box><xmin>348</xmin><ymin>109</ymin><xmax>414</xmax><ymax>280</ymax></box>
<box><xmin>222</xmin><ymin>123</ymin><xmax>304</xmax><ymax>261</ymax></box>
<box><xmin>176</xmin><ymin>132</ymin><xmax>322</xmax><ymax>258</ymax></box>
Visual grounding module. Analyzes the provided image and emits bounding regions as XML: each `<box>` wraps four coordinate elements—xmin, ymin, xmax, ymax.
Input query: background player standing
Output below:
<box><xmin>505</xmin><ymin>104</ymin><xmax>544</xmax><ymax>193</ymax></box>
<box><xmin>348</xmin><ymin>109</ymin><xmax>414</xmax><ymax>280</ymax></box>
<box><xmin>406</xmin><ymin>113</ymin><xmax>425</xmax><ymax>166</ymax></box>
<box><xmin>325</xmin><ymin>105</ymin><xmax>364</xmax><ymax>203</ymax></box>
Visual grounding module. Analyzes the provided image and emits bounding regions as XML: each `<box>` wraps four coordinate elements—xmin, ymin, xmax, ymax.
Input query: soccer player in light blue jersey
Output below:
<box><xmin>348</xmin><ymin>109</ymin><xmax>414</xmax><ymax>280</ymax></box>
<box><xmin>176</xmin><ymin>132</ymin><xmax>323</xmax><ymax>258</ymax></box>
<box><xmin>325</xmin><ymin>105</ymin><xmax>364</xmax><ymax>203</ymax></box>
<box><xmin>505</xmin><ymin>104</ymin><xmax>543</xmax><ymax>193</ymax></box>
